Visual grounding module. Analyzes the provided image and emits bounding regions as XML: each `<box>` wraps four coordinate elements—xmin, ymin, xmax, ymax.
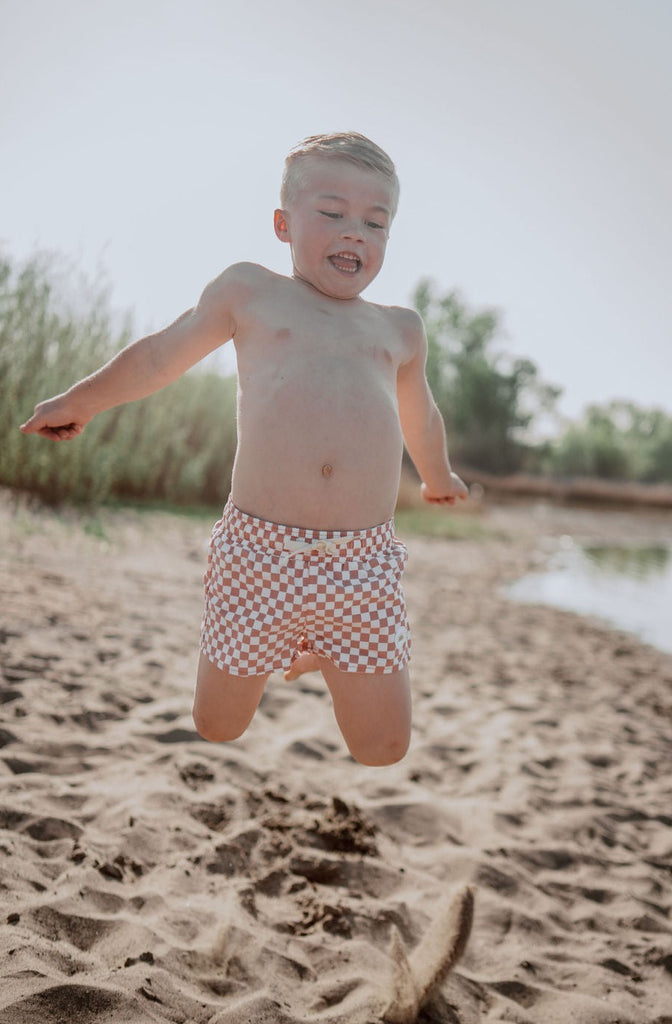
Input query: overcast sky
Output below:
<box><xmin>2</xmin><ymin>0</ymin><xmax>670</xmax><ymax>421</ymax></box>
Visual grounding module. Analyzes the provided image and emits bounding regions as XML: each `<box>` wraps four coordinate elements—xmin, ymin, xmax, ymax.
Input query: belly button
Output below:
<box><xmin>321</xmin><ymin>463</ymin><xmax>333</xmax><ymax>478</ymax></box>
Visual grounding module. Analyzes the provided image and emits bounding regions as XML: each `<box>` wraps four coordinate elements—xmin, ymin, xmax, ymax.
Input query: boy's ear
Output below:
<box><xmin>274</xmin><ymin>209</ymin><xmax>291</xmax><ymax>243</ymax></box>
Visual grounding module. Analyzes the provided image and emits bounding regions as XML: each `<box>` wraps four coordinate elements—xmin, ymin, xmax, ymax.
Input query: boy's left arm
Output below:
<box><xmin>396</xmin><ymin>309</ymin><xmax>469</xmax><ymax>505</ymax></box>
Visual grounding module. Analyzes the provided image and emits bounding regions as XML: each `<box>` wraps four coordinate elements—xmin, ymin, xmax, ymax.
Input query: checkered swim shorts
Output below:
<box><xmin>200</xmin><ymin>498</ymin><xmax>410</xmax><ymax>676</ymax></box>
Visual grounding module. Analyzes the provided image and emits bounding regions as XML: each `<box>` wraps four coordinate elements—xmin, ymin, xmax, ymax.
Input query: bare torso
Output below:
<box><xmin>230</xmin><ymin>266</ymin><xmax>413</xmax><ymax>529</ymax></box>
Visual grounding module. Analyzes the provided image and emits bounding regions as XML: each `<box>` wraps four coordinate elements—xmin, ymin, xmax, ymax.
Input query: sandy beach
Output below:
<box><xmin>1</xmin><ymin>489</ymin><xmax>671</xmax><ymax>1023</ymax></box>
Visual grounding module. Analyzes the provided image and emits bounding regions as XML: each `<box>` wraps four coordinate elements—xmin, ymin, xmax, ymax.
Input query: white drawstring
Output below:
<box><xmin>281</xmin><ymin>536</ymin><xmax>355</xmax><ymax>560</ymax></box>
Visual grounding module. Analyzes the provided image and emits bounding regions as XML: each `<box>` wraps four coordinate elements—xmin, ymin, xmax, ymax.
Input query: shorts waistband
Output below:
<box><xmin>220</xmin><ymin>496</ymin><xmax>396</xmax><ymax>558</ymax></box>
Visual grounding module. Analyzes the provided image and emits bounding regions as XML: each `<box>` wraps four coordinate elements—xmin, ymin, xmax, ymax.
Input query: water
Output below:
<box><xmin>508</xmin><ymin>535</ymin><xmax>672</xmax><ymax>653</ymax></box>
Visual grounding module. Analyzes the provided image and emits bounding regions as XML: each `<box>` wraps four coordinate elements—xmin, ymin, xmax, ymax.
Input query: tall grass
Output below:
<box><xmin>1</xmin><ymin>252</ymin><xmax>238</xmax><ymax>506</ymax></box>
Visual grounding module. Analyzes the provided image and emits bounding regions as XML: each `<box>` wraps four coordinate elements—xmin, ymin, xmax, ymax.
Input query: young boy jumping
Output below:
<box><xmin>20</xmin><ymin>132</ymin><xmax>468</xmax><ymax>767</ymax></box>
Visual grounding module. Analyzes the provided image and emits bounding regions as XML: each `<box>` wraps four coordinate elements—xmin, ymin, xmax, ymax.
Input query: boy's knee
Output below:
<box><xmin>348</xmin><ymin>731</ymin><xmax>410</xmax><ymax>767</ymax></box>
<box><xmin>192</xmin><ymin>707</ymin><xmax>247</xmax><ymax>744</ymax></box>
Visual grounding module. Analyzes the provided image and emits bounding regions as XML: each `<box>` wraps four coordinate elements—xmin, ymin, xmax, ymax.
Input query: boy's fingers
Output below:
<box><xmin>49</xmin><ymin>424</ymin><xmax>81</xmax><ymax>441</ymax></box>
<box><xmin>20</xmin><ymin>414</ymin><xmax>50</xmax><ymax>434</ymax></box>
<box><xmin>21</xmin><ymin>413</ymin><xmax>83</xmax><ymax>440</ymax></box>
<box><xmin>21</xmin><ymin>421</ymin><xmax>80</xmax><ymax>441</ymax></box>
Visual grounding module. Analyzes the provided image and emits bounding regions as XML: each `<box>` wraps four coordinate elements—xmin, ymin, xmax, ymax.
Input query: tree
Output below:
<box><xmin>414</xmin><ymin>280</ymin><xmax>559</xmax><ymax>474</ymax></box>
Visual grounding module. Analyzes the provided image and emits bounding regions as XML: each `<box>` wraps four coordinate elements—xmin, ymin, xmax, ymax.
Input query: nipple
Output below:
<box><xmin>321</xmin><ymin>463</ymin><xmax>333</xmax><ymax>478</ymax></box>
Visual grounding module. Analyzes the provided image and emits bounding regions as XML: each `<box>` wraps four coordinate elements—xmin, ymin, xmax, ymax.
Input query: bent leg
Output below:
<box><xmin>318</xmin><ymin>657</ymin><xmax>412</xmax><ymax>767</ymax></box>
<box><xmin>192</xmin><ymin>653</ymin><xmax>269</xmax><ymax>743</ymax></box>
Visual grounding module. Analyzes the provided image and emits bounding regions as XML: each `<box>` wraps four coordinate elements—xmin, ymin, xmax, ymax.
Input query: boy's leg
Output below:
<box><xmin>192</xmin><ymin>652</ymin><xmax>269</xmax><ymax>742</ymax></box>
<box><xmin>318</xmin><ymin>657</ymin><xmax>412</xmax><ymax>767</ymax></box>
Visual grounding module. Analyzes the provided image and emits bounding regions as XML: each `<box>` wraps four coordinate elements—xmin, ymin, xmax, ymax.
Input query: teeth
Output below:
<box><xmin>330</xmin><ymin>253</ymin><xmax>360</xmax><ymax>273</ymax></box>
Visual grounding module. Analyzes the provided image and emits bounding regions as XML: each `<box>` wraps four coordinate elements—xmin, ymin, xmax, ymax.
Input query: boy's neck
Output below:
<box><xmin>291</xmin><ymin>269</ymin><xmax>365</xmax><ymax>305</ymax></box>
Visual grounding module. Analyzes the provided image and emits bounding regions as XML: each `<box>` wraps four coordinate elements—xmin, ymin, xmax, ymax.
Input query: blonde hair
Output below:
<box><xmin>280</xmin><ymin>132</ymin><xmax>400</xmax><ymax>217</ymax></box>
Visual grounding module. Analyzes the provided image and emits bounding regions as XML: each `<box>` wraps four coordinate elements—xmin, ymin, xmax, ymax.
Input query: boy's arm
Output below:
<box><xmin>20</xmin><ymin>264</ymin><xmax>248</xmax><ymax>441</ymax></box>
<box><xmin>396</xmin><ymin>309</ymin><xmax>468</xmax><ymax>505</ymax></box>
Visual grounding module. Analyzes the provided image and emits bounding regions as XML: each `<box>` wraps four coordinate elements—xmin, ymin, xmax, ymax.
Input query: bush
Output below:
<box><xmin>548</xmin><ymin>402</ymin><xmax>672</xmax><ymax>484</ymax></box>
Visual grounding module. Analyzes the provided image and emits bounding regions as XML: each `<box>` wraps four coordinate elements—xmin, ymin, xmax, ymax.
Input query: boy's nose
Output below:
<box><xmin>340</xmin><ymin>218</ymin><xmax>364</xmax><ymax>241</ymax></box>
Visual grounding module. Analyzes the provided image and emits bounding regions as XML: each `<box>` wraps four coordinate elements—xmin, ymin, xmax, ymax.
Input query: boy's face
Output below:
<box><xmin>274</xmin><ymin>156</ymin><xmax>395</xmax><ymax>300</ymax></box>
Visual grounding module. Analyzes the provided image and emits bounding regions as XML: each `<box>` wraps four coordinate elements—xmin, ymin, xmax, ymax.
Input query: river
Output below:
<box><xmin>506</xmin><ymin>507</ymin><xmax>672</xmax><ymax>654</ymax></box>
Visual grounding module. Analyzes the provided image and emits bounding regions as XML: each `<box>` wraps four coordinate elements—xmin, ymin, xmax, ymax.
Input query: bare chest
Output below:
<box><xmin>235</xmin><ymin>292</ymin><xmax>405</xmax><ymax>391</ymax></box>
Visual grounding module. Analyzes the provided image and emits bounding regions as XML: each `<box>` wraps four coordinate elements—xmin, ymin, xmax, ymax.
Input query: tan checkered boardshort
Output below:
<box><xmin>200</xmin><ymin>497</ymin><xmax>410</xmax><ymax>676</ymax></box>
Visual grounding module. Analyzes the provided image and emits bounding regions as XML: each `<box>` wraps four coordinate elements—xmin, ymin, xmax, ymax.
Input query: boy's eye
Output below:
<box><xmin>320</xmin><ymin>211</ymin><xmax>341</xmax><ymax>219</ymax></box>
<box><xmin>366</xmin><ymin>221</ymin><xmax>385</xmax><ymax>230</ymax></box>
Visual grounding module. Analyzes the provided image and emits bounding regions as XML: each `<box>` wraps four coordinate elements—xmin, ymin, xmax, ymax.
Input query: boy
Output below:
<box><xmin>20</xmin><ymin>132</ymin><xmax>468</xmax><ymax>767</ymax></box>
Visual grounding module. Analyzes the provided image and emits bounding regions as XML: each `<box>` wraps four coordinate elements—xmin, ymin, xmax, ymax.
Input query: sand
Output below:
<box><xmin>1</xmin><ymin>490</ymin><xmax>671</xmax><ymax>1024</ymax></box>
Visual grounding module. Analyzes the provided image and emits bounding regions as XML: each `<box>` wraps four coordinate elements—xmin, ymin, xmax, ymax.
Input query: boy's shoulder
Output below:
<box><xmin>213</xmin><ymin>261</ymin><xmax>276</xmax><ymax>289</ymax></box>
<box><xmin>363</xmin><ymin>302</ymin><xmax>426</xmax><ymax>366</ymax></box>
<box><xmin>199</xmin><ymin>262</ymin><xmax>281</xmax><ymax>310</ymax></box>
<box><xmin>391</xmin><ymin>304</ymin><xmax>424</xmax><ymax>332</ymax></box>
<box><xmin>368</xmin><ymin>300</ymin><xmax>425</xmax><ymax>339</ymax></box>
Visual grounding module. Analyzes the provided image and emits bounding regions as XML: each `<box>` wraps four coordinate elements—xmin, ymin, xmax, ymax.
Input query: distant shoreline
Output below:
<box><xmin>460</xmin><ymin>469</ymin><xmax>672</xmax><ymax>510</ymax></box>
<box><xmin>396</xmin><ymin>463</ymin><xmax>672</xmax><ymax>511</ymax></box>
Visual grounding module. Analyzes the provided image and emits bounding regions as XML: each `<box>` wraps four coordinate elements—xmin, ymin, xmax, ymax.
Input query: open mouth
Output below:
<box><xmin>329</xmin><ymin>252</ymin><xmax>361</xmax><ymax>274</ymax></box>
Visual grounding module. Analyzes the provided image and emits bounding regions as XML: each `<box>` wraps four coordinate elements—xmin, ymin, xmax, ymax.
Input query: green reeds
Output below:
<box><xmin>1</xmin><ymin>252</ymin><xmax>237</xmax><ymax>507</ymax></box>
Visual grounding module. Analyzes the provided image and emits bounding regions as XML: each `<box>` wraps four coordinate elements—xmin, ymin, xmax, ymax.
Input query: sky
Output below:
<box><xmin>2</xmin><ymin>0</ymin><xmax>671</xmax><ymax>423</ymax></box>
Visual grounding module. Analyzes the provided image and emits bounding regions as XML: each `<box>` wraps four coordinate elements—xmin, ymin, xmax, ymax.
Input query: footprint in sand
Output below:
<box><xmin>1</xmin><ymin>984</ymin><xmax>157</xmax><ymax>1024</ymax></box>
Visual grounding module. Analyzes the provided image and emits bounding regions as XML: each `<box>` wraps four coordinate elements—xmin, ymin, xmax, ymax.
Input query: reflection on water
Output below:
<box><xmin>583</xmin><ymin>544</ymin><xmax>669</xmax><ymax>578</ymax></box>
<box><xmin>508</xmin><ymin>537</ymin><xmax>672</xmax><ymax>654</ymax></box>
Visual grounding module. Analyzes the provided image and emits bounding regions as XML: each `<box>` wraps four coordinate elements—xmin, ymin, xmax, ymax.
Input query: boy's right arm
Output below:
<box><xmin>20</xmin><ymin>263</ymin><xmax>251</xmax><ymax>440</ymax></box>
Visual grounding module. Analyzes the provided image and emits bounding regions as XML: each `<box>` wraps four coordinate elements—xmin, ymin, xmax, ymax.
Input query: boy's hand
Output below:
<box><xmin>20</xmin><ymin>395</ymin><xmax>89</xmax><ymax>441</ymax></box>
<box><xmin>421</xmin><ymin>473</ymin><xmax>469</xmax><ymax>506</ymax></box>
